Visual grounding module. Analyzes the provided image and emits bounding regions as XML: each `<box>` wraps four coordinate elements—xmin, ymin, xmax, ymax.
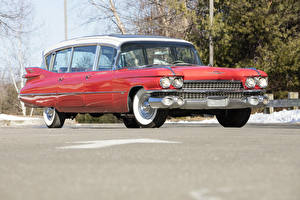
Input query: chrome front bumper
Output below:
<box><xmin>148</xmin><ymin>95</ymin><xmax>269</xmax><ymax>109</ymax></box>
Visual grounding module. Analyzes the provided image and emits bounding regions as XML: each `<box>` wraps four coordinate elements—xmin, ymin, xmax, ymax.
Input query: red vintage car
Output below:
<box><xmin>19</xmin><ymin>34</ymin><xmax>269</xmax><ymax>128</ymax></box>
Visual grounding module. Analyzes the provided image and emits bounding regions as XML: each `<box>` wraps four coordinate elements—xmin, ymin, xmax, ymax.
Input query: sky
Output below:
<box><xmin>30</xmin><ymin>0</ymin><xmax>112</xmax><ymax>66</ymax></box>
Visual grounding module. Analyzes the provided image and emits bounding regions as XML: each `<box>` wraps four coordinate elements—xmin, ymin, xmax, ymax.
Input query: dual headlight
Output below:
<box><xmin>245</xmin><ymin>77</ymin><xmax>268</xmax><ymax>89</ymax></box>
<box><xmin>160</xmin><ymin>77</ymin><xmax>183</xmax><ymax>89</ymax></box>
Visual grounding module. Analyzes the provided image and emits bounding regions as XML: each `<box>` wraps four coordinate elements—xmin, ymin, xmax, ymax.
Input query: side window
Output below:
<box><xmin>71</xmin><ymin>46</ymin><xmax>97</xmax><ymax>72</ymax></box>
<box><xmin>40</xmin><ymin>54</ymin><xmax>51</xmax><ymax>70</ymax></box>
<box><xmin>118</xmin><ymin>48</ymin><xmax>145</xmax><ymax>68</ymax></box>
<box><xmin>45</xmin><ymin>54</ymin><xmax>51</xmax><ymax>69</ymax></box>
<box><xmin>52</xmin><ymin>49</ymin><xmax>72</xmax><ymax>73</ymax></box>
<box><xmin>98</xmin><ymin>46</ymin><xmax>117</xmax><ymax>71</ymax></box>
<box><xmin>175</xmin><ymin>47</ymin><xmax>195</xmax><ymax>64</ymax></box>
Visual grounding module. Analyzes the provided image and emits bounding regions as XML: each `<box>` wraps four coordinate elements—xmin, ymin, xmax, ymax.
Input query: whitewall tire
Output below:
<box><xmin>43</xmin><ymin>107</ymin><xmax>65</xmax><ymax>128</ymax></box>
<box><xmin>132</xmin><ymin>89</ymin><xmax>168</xmax><ymax>128</ymax></box>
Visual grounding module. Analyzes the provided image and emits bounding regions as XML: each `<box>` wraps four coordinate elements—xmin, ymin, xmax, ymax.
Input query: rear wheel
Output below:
<box><xmin>132</xmin><ymin>88</ymin><xmax>168</xmax><ymax>128</ymax></box>
<box><xmin>43</xmin><ymin>107</ymin><xmax>65</xmax><ymax>128</ymax></box>
<box><xmin>216</xmin><ymin>108</ymin><xmax>251</xmax><ymax>128</ymax></box>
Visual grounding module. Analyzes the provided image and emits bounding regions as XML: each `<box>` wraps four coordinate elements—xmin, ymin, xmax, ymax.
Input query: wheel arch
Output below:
<box><xmin>127</xmin><ymin>86</ymin><xmax>144</xmax><ymax>113</ymax></box>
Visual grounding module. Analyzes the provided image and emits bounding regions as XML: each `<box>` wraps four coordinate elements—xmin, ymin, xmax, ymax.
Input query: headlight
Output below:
<box><xmin>172</xmin><ymin>77</ymin><xmax>183</xmax><ymax>88</ymax></box>
<box><xmin>245</xmin><ymin>77</ymin><xmax>256</xmax><ymax>88</ymax></box>
<box><xmin>258</xmin><ymin>77</ymin><xmax>268</xmax><ymax>88</ymax></box>
<box><xmin>160</xmin><ymin>77</ymin><xmax>171</xmax><ymax>88</ymax></box>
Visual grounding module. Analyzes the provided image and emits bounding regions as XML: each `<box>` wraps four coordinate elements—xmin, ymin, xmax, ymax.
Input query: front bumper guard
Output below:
<box><xmin>148</xmin><ymin>95</ymin><xmax>269</xmax><ymax>109</ymax></box>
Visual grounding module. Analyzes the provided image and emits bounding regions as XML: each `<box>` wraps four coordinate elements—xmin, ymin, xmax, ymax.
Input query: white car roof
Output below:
<box><xmin>43</xmin><ymin>34</ymin><xmax>192</xmax><ymax>56</ymax></box>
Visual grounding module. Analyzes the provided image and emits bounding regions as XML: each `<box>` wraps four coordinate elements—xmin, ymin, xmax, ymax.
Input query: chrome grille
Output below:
<box><xmin>152</xmin><ymin>91</ymin><xmax>263</xmax><ymax>100</ymax></box>
<box><xmin>183</xmin><ymin>80</ymin><xmax>243</xmax><ymax>90</ymax></box>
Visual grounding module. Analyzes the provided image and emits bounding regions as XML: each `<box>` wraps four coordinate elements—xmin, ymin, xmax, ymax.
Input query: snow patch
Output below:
<box><xmin>0</xmin><ymin>114</ymin><xmax>39</xmax><ymax>121</ymax></box>
<box><xmin>248</xmin><ymin>109</ymin><xmax>300</xmax><ymax>124</ymax></box>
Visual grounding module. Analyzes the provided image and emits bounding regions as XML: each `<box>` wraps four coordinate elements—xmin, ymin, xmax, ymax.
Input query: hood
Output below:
<box><xmin>171</xmin><ymin>65</ymin><xmax>267</xmax><ymax>81</ymax></box>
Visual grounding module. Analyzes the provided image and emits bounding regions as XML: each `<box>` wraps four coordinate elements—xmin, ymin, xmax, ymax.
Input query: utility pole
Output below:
<box><xmin>64</xmin><ymin>0</ymin><xmax>68</xmax><ymax>40</ymax></box>
<box><xmin>209</xmin><ymin>0</ymin><xmax>214</xmax><ymax>66</ymax></box>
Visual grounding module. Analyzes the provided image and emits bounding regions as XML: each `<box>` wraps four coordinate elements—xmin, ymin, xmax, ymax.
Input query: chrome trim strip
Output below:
<box><xmin>19</xmin><ymin>91</ymin><xmax>125</xmax><ymax>96</ymax></box>
<box><xmin>126</xmin><ymin>66</ymin><xmax>176</xmax><ymax>75</ymax></box>
<box><xmin>20</xmin><ymin>93</ymin><xmax>57</xmax><ymax>96</ymax></box>
<box><xmin>183</xmin><ymin>80</ymin><xmax>242</xmax><ymax>83</ymax></box>
<box><xmin>93</xmin><ymin>45</ymin><xmax>101</xmax><ymax>71</ymax></box>
<box><xmin>145</xmin><ymin>89</ymin><xmax>180</xmax><ymax>93</ymax></box>
<box><xmin>146</xmin><ymin>89</ymin><xmax>265</xmax><ymax>93</ymax></box>
<box><xmin>44</xmin><ymin>43</ymin><xmax>117</xmax><ymax>57</ymax></box>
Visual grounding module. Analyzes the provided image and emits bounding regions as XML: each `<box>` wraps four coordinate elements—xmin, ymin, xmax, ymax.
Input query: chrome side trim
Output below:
<box><xmin>127</xmin><ymin>66</ymin><xmax>176</xmax><ymax>75</ymax></box>
<box><xmin>20</xmin><ymin>93</ymin><xmax>57</xmax><ymax>96</ymax></box>
<box><xmin>19</xmin><ymin>91</ymin><xmax>125</xmax><ymax>96</ymax></box>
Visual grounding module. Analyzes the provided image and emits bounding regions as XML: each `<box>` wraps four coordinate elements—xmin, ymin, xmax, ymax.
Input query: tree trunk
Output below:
<box><xmin>16</xmin><ymin>32</ymin><xmax>26</xmax><ymax>116</ymax></box>
<box><xmin>109</xmin><ymin>0</ymin><xmax>126</xmax><ymax>34</ymax></box>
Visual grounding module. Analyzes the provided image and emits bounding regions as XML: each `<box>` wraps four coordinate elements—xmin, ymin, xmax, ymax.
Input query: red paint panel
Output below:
<box><xmin>20</xmin><ymin>68</ymin><xmax>58</xmax><ymax>107</ymax></box>
<box><xmin>111</xmin><ymin>68</ymin><xmax>173</xmax><ymax>112</ymax></box>
<box><xmin>55</xmin><ymin>72</ymin><xmax>85</xmax><ymax>111</ymax></box>
<box><xmin>83</xmin><ymin>71</ymin><xmax>113</xmax><ymax>112</ymax></box>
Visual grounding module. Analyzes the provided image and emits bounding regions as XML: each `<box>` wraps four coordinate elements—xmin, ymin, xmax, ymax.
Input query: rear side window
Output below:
<box><xmin>40</xmin><ymin>54</ymin><xmax>52</xmax><ymax>70</ymax></box>
<box><xmin>52</xmin><ymin>49</ymin><xmax>72</xmax><ymax>73</ymax></box>
<box><xmin>98</xmin><ymin>46</ymin><xmax>117</xmax><ymax>71</ymax></box>
<box><xmin>71</xmin><ymin>46</ymin><xmax>97</xmax><ymax>72</ymax></box>
<box><xmin>45</xmin><ymin>54</ymin><xmax>52</xmax><ymax>69</ymax></box>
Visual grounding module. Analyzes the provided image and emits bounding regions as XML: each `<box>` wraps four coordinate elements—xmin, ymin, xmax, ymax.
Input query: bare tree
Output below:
<box><xmin>0</xmin><ymin>0</ymin><xmax>34</xmax><ymax>116</ymax></box>
<box><xmin>87</xmin><ymin>0</ymin><xmax>127</xmax><ymax>34</ymax></box>
<box><xmin>0</xmin><ymin>0</ymin><xmax>31</xmax><ymax>36</ymax></box>
<box><xmin>130</xmin><ymin>0</ymin><xmax>196</xmax><ymax>38</ymax></box>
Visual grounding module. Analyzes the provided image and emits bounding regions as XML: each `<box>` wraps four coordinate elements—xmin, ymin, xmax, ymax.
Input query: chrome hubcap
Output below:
<box><xmin>138</xmin><ymin>94</ymin><xmax>156</xmax><ymax>119</ymax></box>
<box><xmin>45</xmin><ymin>107</ymin><xmax>55</xmax><ymax>121</ymax></box>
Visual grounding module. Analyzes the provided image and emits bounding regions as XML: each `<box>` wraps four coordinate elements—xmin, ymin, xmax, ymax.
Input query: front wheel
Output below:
<box><xmin>43</xmin><ymin>107</ymin><xmax>65</xmax><ymax>128</ymax></box>
<box><xmin>216</xmin><ymin>108</ymin><xmax>251</xmax><ymax>128</ymax></box>
<box><xmin>132</xmin><ymin>89</ymin><xmax>168</xmax><ymax>128</ymax></box>
<box><xmin>122</xmin><ymin>117</ymin><xmax>140</xmax><ymax>128</ymax></box>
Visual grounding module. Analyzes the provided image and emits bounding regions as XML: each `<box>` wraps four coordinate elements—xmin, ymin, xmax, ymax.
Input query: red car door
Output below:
<box><xmin>84</xmin><ymin>70</ymin><xmax>113</xmax><ymax>112</ymax></box>
<box><xmin>83</xmin><ymin>46</ymin><xmax>117</xmax><ymax>112</ymax></box>
<box><xmin>56</xmin><ymin>72</ymin><xmax>85</xmax><ymax>111</ymax></box>
<box><xmin>53</xmin><ymin>48</ymin><xmax>85</xmax><ymax>112</ymax></box>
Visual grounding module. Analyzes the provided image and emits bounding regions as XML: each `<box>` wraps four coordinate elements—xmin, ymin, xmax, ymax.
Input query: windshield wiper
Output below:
<box><xmin>139</xmin><ymin>64</ymin><xmax>169</xmax><ymax>68</ymax></box>
<box><xmin>171</xmin><ymin>60</ymin><xmax>195</xmax><ymax>66</ymax></box>
<box><xmin>172</xmin><ymin>63</ymin><xmax>195</xmax><ymax>66</ymax></box>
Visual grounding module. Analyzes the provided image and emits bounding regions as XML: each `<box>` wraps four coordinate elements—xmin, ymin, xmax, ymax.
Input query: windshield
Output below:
<box><xmin>118</xmin><ymin>41</ymin><xmax>203</xmax><ymax>68</ymax></box>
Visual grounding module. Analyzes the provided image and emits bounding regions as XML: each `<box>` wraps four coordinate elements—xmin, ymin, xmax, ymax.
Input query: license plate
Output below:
<box><xmin>207</xmin><ymin>98</ymin><xmax>229</xmax><ymax>107</ymax></box>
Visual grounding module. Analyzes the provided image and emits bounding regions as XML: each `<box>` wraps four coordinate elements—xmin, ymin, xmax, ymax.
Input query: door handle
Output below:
<box><xmin>58</xmin><ymin>77</ymin><xmax>64</xmax><ymax>81</ymax></box>
<box><xmin>85</xmin><ymin>75</ymin><xmax>91</xmax><ymax>80</ymax></box>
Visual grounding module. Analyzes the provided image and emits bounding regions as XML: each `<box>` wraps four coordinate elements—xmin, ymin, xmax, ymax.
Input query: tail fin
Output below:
<box><xmin>23</xmin><ymin>67</ymin><xmax>53</xmax><ymax>80</ymax></box>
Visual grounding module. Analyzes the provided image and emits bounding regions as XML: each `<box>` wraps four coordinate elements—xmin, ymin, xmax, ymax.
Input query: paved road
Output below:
<box><xmin>0</xmin><ymin>123</ymin><xmax>300</xmax><ymax>200</ymax></box>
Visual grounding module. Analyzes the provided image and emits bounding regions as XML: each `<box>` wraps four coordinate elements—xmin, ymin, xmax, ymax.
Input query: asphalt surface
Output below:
<box><xmin>0</xmin><ymin>122</ymin><xmax>300</xmax><ymax>200</ymax></box>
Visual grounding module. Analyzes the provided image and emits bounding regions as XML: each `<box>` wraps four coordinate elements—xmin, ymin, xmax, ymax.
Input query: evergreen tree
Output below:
<box><xmin>187</xmin><ymin>0</ymin><xmax>300</xmax><ymax>92</ymax></box>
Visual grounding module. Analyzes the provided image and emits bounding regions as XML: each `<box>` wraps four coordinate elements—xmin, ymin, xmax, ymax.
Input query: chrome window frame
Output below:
<box><xmin>50</xmin><ymin>48</ymin><xmax>73</xmax><ymax>73</ymax></box>
<box><xmin>70</xmin><ymin>45</ymin><xmax>98</xmax><ymax>73</ymax></box>
<box><xmin>96</xmin><ymin>45</ymin><xmax>118</xmax><ymax>72</ymax></box>
<box><xmin>44</xmin><ymin>43</ymin><xmax>118</xmax><ymax>73</ymax></box>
